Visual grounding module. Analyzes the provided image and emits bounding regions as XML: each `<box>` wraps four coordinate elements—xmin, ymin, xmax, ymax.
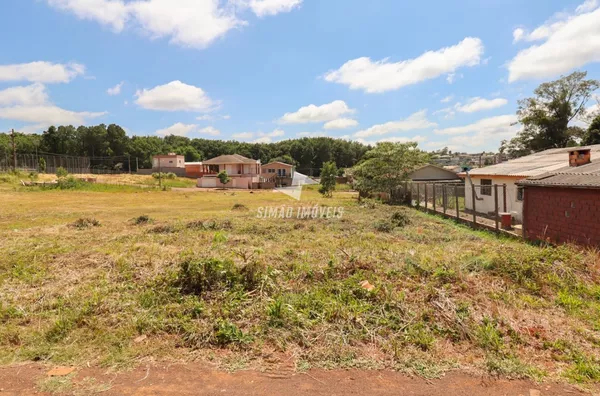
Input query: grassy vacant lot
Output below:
<box><xmin>0</xmin><ymin>176</ymin><xmax>599</xmax><ymax>384</ymax></box>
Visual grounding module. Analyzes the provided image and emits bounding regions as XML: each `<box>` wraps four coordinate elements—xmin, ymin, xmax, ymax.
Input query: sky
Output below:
<box><xmin>1</xmin><ymin>0</ymin><xmax>600</xmax><ymax>153</ymax></box>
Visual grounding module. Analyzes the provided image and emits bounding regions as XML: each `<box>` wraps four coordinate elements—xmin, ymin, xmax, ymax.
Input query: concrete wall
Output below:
<box><xmin>153</xmin><ymin>156</ymin><xmax>184</xmax><ymax>169</ymax></box>
<box><xmin>464</xmin><ymin>175</ymin><xmax>524</xmax><ymax>221</ymax></box>
<box><xmin>523</xmin><ymin>186</ymin><xmax>600</xmax><ymax>247</ymax></box>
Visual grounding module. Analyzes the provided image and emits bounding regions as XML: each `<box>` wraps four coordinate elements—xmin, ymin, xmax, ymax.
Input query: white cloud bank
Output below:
<box><xmin>509</xmin><ymin>0</ymin><xmax>600</xmax><ymax>81</ymax></box>
<box><xmin>324</xmin><ymin>37</ymin><xmax>484</xmax><ymax>93</ymax></box>
<box><xmin>279</xmin><ymin>100</ymin><xmax>354</xmax><ymax>124</ymax></box>
<box><xmin>135</xmin><ymin>81</ymin><xmax>218</xmax><ymax>112</ymax></box>
<box><xmin>155</xmin><ymin>123</ymin><xmax>222</xmax><ymax>137</ymax></box>
<box><xmin>434</xmin><ymin>114</ymin><xmax>518</xmax><ymax>136</ymax></box>
<box><xmin>354</xmin><ymin>110</ymin><xmax>436</xmax><ymax>138</ymax></box>
<box><xmin>0</xmin><ymin>61</ymin><xmax>85</xmax><ymax>83</ymax></box>
<box><xmin>0</xmin><ymin>83</ymin><xmax>106</xmax><ymax>131</ymax></box>
<box><xmin>323</xmin><ymin>118</ymin><xmax>358</xmax><ymax>130</ymax></box>
<box><xmin>46</xmin><ymin>0</ymin><xmax>302</xmax><ymax>49</ymax></box>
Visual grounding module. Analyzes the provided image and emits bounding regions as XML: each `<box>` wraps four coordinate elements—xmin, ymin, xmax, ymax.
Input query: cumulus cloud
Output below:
<box><xmin>196</xmin><ymin>114</ymin><xmax>231</xmax><ymax>121</ymax></box>
<box><xmin>0</xmin><ymin>83</ymin><xmax>105</xmax><ymax>128</ymax></box>
<box><xmin>508</xmin><ymin>1</ymin><xmax>600</xmax><ymax>81</ymax></box>
<box><xmin>46</xmin><ymin>0</ymin><xmax>301</xmax><ymax>50</ymax></box>
<box><xmin>324</xmin><ymin>37</ymin><xmax>484</xmax><ymax>93</ymax></box>
<box><xmin>155</xmin><ymin>122</ymin><xmax>198</xmax><ymax>136</ymax></box>
<box><xmin>231</xmin><ymin>128</ymin><xmax>284</xmax><ymax>143</ymax></box>
<box><xmin>198</xmin><ymin>126</ymin><xmax>221</xmax><ymax>136</ymax></box>
<box><xmin>354</xmin><ymin>135</ymin><xmax>427</xmax><ymax>147</ymax></box>
<box><xmin>323</xmin><ymin>118</ymin><xmax>358</xmax><ymax>130</ymax></box>
<box><xmin>242</xmin><ymin>0</ymin><xmax>302</xmax><ymax>17</ymax></box>
<box><xmin>279</xmin><ymin>100</ymin><xmax>354</xmax><ymax>124</ymax></box>
<box><xmin>354</xmin><ymin>110</ymin><xmax>436</xmax><ymax>138</ymax></box>
<box><xmin>107</xmin><ymin>81</ymin><xmax>124</xmax><ymax>96</ymax></box>
<box><xmin>0</xmin><ymin>105</ymin><xmax>106</xmax><ymax>126</ymax></box>
<box><xmin>0</xmin><ymin>61</ymin><xmax>85</xmax><ymax>83</ymax></box>
<box><xmin>233</xmin><ymin>132</ymin><xmax>254</xmax><ymax>139</ymax></box>
<box><xmin>434</xmin><ymin>114</ymin><xmax>518</xmax><ymax>136</ymax></box>
<box><xmin>135</xmin><ymin>81</ymin><xmax>218</xmax><ymax>112</ymax></box>
<box><xmin>0</xmin><ymin>83</ymin><xmax>49</xmax><ymax>106</ymax></box>
<box><xmin>440</xmin><ymin>95</ymin><xmax>454</xmax><ymax>103</ymax></box>
<box><xmin>455</xmin><ymin>97</ymin><xmax>508</xmax><ymax>113</ymax></box>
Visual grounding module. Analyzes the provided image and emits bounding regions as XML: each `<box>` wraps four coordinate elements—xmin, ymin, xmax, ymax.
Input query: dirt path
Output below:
<box><xmin>0</xmin><ymin>364</ymin><xmax>592</xmax><ymax>396</ymax></box>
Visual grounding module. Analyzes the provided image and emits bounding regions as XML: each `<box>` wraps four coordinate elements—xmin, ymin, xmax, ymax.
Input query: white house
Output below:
<box><xmin>460</xmin><ymin>145</ymin><xmax>600</xmax><ymax>222</ymax></box>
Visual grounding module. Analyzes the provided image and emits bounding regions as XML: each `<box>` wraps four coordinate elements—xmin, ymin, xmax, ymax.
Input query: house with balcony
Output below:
<box><xmin>261</xmin><ymin>161</ymin><xmax>294</xmax><ymax>186</ymax></box>
<box><xmin>195</xmin><ymin>154</ymin><xmax>262</xmax><ymax>189</ymax></box>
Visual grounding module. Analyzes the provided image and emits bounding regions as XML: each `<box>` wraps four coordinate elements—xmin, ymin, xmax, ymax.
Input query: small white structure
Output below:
<box><xmin>461</xmin><ymin>145</ymin><xmax>600</xmax><ymax>222</ymax></box>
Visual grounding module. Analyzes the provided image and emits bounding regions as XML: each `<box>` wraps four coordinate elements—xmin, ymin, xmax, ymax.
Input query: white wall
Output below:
<box><xmin>464</xmin><ymin>176</ymin><xmax>524</xmax><ymax>221</ymax></box>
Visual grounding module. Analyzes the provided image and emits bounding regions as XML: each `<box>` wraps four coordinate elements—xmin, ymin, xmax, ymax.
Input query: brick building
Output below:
<box><xmin>517</xmin><ymin>148</ymin><xmax>600</xmax><ymax>247</ymax></box>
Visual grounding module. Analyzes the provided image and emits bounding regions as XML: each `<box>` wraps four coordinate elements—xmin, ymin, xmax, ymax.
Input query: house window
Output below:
<box><xmin>268</xmin><ymin>169</ymin><xmax>275</xmax><ymax>173</ymax></box>
<box><xmin>480</xmin><ymin>179</ymin><xmax>492</xmax><ymax>196</ymax></box>
<box><xmin>169</xmin><ymin>160</ymin><xmax>173</xmax><ymax>164</ymax></box>
<box><xmin>281</xmin><ymin>169</ymin><xmax>286</xmax><ymax>176</ymax></box>
<box><xmin>517</xmin><ymin>186</ymin><xmax>524</xmax><ymax>202</ymax></box>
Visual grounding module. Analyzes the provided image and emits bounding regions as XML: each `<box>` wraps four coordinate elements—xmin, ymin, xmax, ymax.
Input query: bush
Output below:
<box><xmin>391</xmin><ymin>210</ymin><xmax>411</xmax><ymax>227</ymax></box>
<box><xmin>69</xmin><ymin>218</ymin><xmax>101</xmax><ymax>229</ymax></box>
<box><xmin>133</xmin><ymin>215</ymin><xmax>152</xmax><ymax>225</ymax></box>
<box><xmin>177</xmin><ymin>258</ymin><xmax>241</xmax><ymax>295</ymax></box>
<box><xmin>56</xmin><ymin>176</ymin><xmax>81</xmax><ymax>189</ymax></box>
<box><xmin>166</xmin><ymin>172</ymin><xmax>176</xmax><ymax>179</ymax></box>
<box><xmin>374</xmin><ymin>220</ymin><xmax>394</xmax><ymax>233</ymax></box>
<box><xmin>232</xmin><ymin>203</ymin><xmax>249</xmax><ymax>211</ymax></box>
<box><xmin>56</xmin><ymin>167</ymin><xmax>68</xmax><ymax>178</ymax></box>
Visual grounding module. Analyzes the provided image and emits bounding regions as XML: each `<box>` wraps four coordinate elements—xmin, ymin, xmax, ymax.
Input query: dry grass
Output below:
<box><xmin>0</xmin><ymin>180</ymin><xmax>599</xmax><ymax>383</ymax></box>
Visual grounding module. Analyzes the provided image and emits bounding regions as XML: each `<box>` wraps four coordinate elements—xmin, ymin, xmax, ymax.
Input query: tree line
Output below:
<box><xmin>0</xmin><ymin>125</ymin><xmax>371</xmax><ymax>173</ymax></box>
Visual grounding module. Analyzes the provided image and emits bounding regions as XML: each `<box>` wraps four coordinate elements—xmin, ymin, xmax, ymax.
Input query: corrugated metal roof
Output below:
<box><xmin>202</xmin><ymin>154</ymin><xmax>258</xmax><ymax>165</ymax></box>
<box><xmin>464</xmin><ymin>145</ymin><xmax>600</xmax><ymax>177</ymax></box>
<box><xmin>518</xmin><ymin>161</ymin><xmax>600</xmax><ymax>188</ymax></box>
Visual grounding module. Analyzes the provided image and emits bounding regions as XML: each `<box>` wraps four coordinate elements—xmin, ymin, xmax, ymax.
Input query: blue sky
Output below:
<box><xmin>1</xmin><ymin>0</ymin><xmax>599</xmax><ymax>152</ymax></box>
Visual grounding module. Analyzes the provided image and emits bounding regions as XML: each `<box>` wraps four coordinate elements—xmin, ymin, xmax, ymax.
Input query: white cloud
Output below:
<box><xmin>508</xmin><ymin>3</ymin><xmax>600</xmax><ymax>81</ymax></box>
<box><xmin>155</xmin><ymin>122</ymin><xmax>198</xmax><ymax>136</ymax></box>
<box><xmin>323</xmin><ymin>118</ymin><xmax>358</xmax><ymax>130</ymax></box>
<box><xmin>233</xmin><ymin>132</ymin><xmax>254</xmax><ymax>139</ymax></box>
<box><xmin>354</xmin><ymin>135</ymin><xmax>427</xmax><ymax>146</ymax></box>
<box><xmin>434</xmin><ymin>114</ymin><xmax>518</xmax><ymax>136</ymax></box>
<box><xmin>0</xmin><ymin>83</ymin><xmax>49</xmax><ymax>106</ymax></box>
<box><xmin>324</xmin><ymin>37</ymin><xmax>484</xmax><ymax>93</ymax></box>
<box><xmin>0</xmin><ymin>105</ymin><xmax>106</xmax><ymax>126</ymax></box>
<box><xmin>244</xmin><ymin>0</ymin><xmax>302</xmax><ymax>17</ymax></box>
<box><xmin>433</xmin><ymin>107</ymin><xmax>456</xmax><ymax>120</ymax></box>
<box><xmin>47</xmin><ymin>0</ymin><xmax>129</xmax><ymax>31</ymax></box>
<box><xmin>46</xmin><ymin>0</ymin><xmax>301</xmax><ymax>50</ymax></box>
<box><xmin>455</xmin><ymin>97</ymin><xmax>508</xmax><ymax>113</ymax></box>
<box><xmin>196</xmin><ymin>114</ymin><xmax>231</xmax><ymax>121</ymax></box>
<box><xmin>0</xmin><ymin>61</ymin><xmax>85</xmax><ymax>83</ymax></box>
<box><xmin>135</xmin><ymin>80</ymin><xmax>217</xmax><ymax>112</ymax></box>
<box><xmin>279</xmin><ymin>100</ymin><xmax>354</xmax><ymax>124</ymax></box>
<box><xmin>198</xmin><ymin>126</ymin><xmax>221</xmax><ymax>136</ymax></box>
<box><xmin>297</xmin><ymin>131</ymin><xmax>326</xmax><ymax>137</ymax></box>
<box><xmin>440</xmin><ymin>95</ymin><xmax>454</xmax><ymax>103</ymax></box>
<box><xmin>512</xmin><ymin>28</ymin><xmax>525</xmax><ymax>43</ymax></box>
<box><xmin>107</xmin><ymin>81</ymin><xmax>124</xmax><ymax>96</ymax></box>
<box><xmin>354</xmin><ymin>110</ymin><xmax>436</xmax><ymax>138</ymax></box>
<box><xmin>577</xmin><ymin>0</ymin><xmax>598</xmax><ymax>14</ymax></box>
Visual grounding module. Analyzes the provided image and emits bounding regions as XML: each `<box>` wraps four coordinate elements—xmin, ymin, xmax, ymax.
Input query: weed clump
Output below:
<box><xmin>391</xmin><ymin>210</ymin><xmax>411</xmax><ymax>227</ymax></box>
<box><xmin>150</xmin><ymin>224</ymin><xmax>176</xmax><ymax>234</ymax></box>
<box><xmin>69</xmin><ymin>218</ymin><xmax>101</xmax><ymax>229</ymax></box>
<box><xmin>187</xmin><ymin>219</ymin><xmax>233</xmax><ymax>231</ymax></box>
<box><xmin>133</xmin><ymin>215</ymin><xmax>152</xmax><ymax>225</ymax></box>
<box><xmin>176</xmin><ymin>258</ymin><xmax>265</xmax><ymax>296</ymax></box>
<box><xmin>232</xmin><ymin>203</ymin><xmax>249</xmax><ymax>211</ymax></box>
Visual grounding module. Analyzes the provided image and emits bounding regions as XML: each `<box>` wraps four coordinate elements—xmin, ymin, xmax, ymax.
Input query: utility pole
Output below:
<box><xmin>136</xmin><ymin>157</ymin><xmax>139</xmax><ymax>173</ymax></box>
<box><xmin>11</xmin><ymin>129</ymin><xmax>17</xmax><ymax>172</ymax></box>
<box><xmin>128</xmin><ymin>155</ymin><xmax>131</xmax><ymax>174</ymax></box>
<box><xmin>158</xmin><ymin>159</ymin><xmax>162</xmax><ymax>189</ymax></box>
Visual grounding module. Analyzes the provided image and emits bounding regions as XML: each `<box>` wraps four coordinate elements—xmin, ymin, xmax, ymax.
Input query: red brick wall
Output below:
<box><xmin>523</xmin><ymin>186</ymin><xmax>600</xmax><ymax>246</ymax></box>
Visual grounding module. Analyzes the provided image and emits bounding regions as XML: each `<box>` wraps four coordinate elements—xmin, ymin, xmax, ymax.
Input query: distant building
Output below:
<box><xmin>518</xmin><ymin>148</ymin><xmax>600</xmax><ymax>247</ymax></box>
<box><xmin>460</xmin><ymin>145</ymin><xmax>600</xmax><ymax>222</ymax></box>
<box><xmin>261</xmin><ymin>161</ymin><xmax>294</xmax><ymax>186</ymax></box>
<box><xmin>195</xmin><ymin>154</ymin><xmax>261</xmax><ymax>189</ymax></box>
<box><xmin>409</xmin><ymin>164</ymin><xmax>461</xmax><ymax>182</ymax></box>
<box><xmin>152</xmin><ymin>153</ymin><xmax>186</xmax><ymax>176</ymax></box>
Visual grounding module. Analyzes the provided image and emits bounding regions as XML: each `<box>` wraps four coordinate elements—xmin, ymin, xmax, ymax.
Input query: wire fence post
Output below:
<box><xmin>471</xmin><ymin>183</ymin><xmax>477</xmax><ymax>226</ymax></box>
<box><xmin>455</xmin><ymin>185</ymin><xmax>459</xmax><ymax>219</ymax></box>
<box><xmin>503</xmin><ymin>184</ymin><xmax>507</xmax><ymax>213</ymax></box>
<box><xmin>432</xmin><ymin>183</ymin><xmax>436</xmax><ymax>212</ymax></box>
<box><xmin>424</xmin><ymin>183</ymin><xmax>428</xmax><ymax>211</ymax></box>
<box><xmin>416</xmin><ymin>183</ymin><xmax>420</xmax><ymax>208</ymax></box>
<box><xmin>494</xmin><ymin>184</ymin><xmax>499</xmax><ymax>233</ymax></box>
<box><xmin>442</xmin><ymin>184</ymin><xmax>447</xmax><ymax>215</ymax></box>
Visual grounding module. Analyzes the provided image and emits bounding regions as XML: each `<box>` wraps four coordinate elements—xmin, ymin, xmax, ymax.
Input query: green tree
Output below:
<box><xmin>268</xmin><ymin>154</ymin><xmax>296</xmax><ymax>166</ymax></box>
<box><xmin>319</xmin><ymin>161</ymin><xmax>337</xmax><ymax>197</ymax></box>
<box><xmin>352</xmin><ymin>142</ymin><xmax>429</xmax><ymax>196</ymax></box>
<box><xmin>583</xmin><ymin>115</ymin><xmax>600</xmax><ymax>145</ymax></box>
<box><xmin>501</xmin><ymin>71</ymin><xmax>599</xmax><ymax>157</ymax></box>
<box><xmin>38</xmin><ymin>157</ymin><xmax>46</xmax><ymax>173</ymax></box>
<box><xmin>217</xmin><ymin>170</ymin><xmax>230</xmax><ymax>186</ymax></box>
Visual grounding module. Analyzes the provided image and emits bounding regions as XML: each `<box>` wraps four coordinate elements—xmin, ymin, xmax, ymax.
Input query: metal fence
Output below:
<box><xmin>0</xmin><ymin>152</ymin><xmax>135</xmax><ymax>174</ymax></box>
<box><xmin>390</xmin><ymin>181</ymin><xmax>518</xmax><ymax>233</ymax></box>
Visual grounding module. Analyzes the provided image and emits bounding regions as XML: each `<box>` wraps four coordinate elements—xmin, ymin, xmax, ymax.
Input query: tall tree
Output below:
<box><xmin>352</xmin><ymin>142</ymin><xmax>429</xmax><ymax>196</ymax></box>
<box><xmin>501</xmin><ymin>71</ymin><xmax>599</xmax><ymax>157</ymax></box>
<box><xmin>583</xmin><ymin>115</ymin><xmax>600</xmax><ymax>145</ymax></box>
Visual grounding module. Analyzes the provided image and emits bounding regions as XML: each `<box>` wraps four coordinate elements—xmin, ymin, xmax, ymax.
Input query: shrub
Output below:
<box><xmin>215</xmin><ymin>320</ymin><xmax>252</xmax><ymax>346</ymax></box>
<box><xmin>56</xmin><ymin>167</ymin><xmax>68</xmax><ymax>178</ymax></box>
<box><xmin>374</xmin><ymin>220</ymin><xmax>394</xmax><ymax>233</ymax></box>
<box><xmin>56</xmin><ymin>176</ymin><xmax>81</xmax><ymax>189</ymax></box>
<box><xmin>232</xmin><ymin>203</ymin><xmax>248</xmax><ymax>211</ymax></box>
<box><xmin>217</xmin><ymin>170</ymin><xmax>230</xmax><ymax>185</ymax></box>
<box><xmin>391</xmin><ymin>211</ymin><xmax>411</xmax><ymax>227</ymax></box>
<box><xmin>133</xmin><ymin>215</ymin><xmax>152</xmax><ymax>225</ymax></box>
<box><xmin>177</xmin><ymin>258</ymin><xmax>241</xmax><ymax>295</ymax></box>
<box><xmin>319</xmin><ymin>161</ymin><xmax>337</xmax><ymax>197</ymax></box>
<box><xmin>150</xmin><ymin>224</ymin><xmax>176</xmax><ymax>234</ymax></box>
<box><xmin>38</xmin><ymin>158</ymin><xmax>46</xmax><ymax>173</ymax></box>
<box><xmin>28</xmin><ymin>172</ymin><xmax>39</xmax><ymax>181</ymax></box>
<box><xmin>69</xmin><ymin>218</ymin><xmax>101</xmax><ymax>229</ymax></box>
<box><xmin>166</xmin><ymin>172</ymin><xmax>176</xmax><ymax>179</ymax></box>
